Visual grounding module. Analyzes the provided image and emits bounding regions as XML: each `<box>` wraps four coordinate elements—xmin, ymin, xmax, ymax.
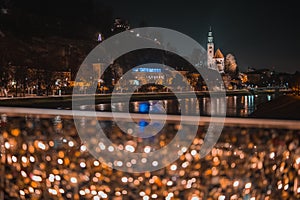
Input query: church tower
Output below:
<box><xmin>207</xmin><ymin>27</ymin><xmax>214</xmax><ymax>68</ymax></box>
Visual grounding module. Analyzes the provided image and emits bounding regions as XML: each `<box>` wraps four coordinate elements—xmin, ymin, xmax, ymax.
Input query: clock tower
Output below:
<box><xmin>207</xmin><ymin>27</ymin><xmax>214</xmax><ymax>69</ymax></box>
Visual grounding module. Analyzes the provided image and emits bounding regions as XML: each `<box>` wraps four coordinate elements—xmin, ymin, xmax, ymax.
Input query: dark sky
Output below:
<box><xmin>101</xmin><ymin>0</ymin><xmax>300</xmax><ymax>73</ymax></box>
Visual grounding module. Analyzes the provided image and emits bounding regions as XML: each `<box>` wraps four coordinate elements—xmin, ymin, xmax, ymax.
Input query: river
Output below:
<box><xmin>93</xmin><ymin>94</ymin><xmax>276</xmax><ymax>117</ymax></box>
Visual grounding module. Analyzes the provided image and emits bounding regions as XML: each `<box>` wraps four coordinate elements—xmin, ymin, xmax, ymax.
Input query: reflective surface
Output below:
<box><xmin>0</xmin><ymin>112</ymin><xmax>299</xmax><ymax>200</ymax></box>
<box><xmin>93</xmin><ymin>94</ymin><xmax>275</xmax><ymax>117</ymax></box>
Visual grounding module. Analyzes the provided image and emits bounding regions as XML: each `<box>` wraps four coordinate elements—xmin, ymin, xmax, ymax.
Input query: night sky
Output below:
<box><xmin>102</xmin><ymin>0</ymin><xmax>300</xmax><ymax>73</ymax></box>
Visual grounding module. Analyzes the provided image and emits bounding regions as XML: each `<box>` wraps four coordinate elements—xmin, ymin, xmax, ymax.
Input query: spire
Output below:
<box><xmin>214</xmin><ymin>49</ymin><xmax>224</xmax><ymax>59</ymax></box>
<box><xmin>208</xmin><ymin>26</ymin><xmax>213</xmax><ymax>43</ymax></box>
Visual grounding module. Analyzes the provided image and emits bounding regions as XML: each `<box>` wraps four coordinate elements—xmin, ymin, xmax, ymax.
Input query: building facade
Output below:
<box><xmin>207</xmin><ymin>28</ymin><xmax>225</xmax><ymax>73</ymax></box>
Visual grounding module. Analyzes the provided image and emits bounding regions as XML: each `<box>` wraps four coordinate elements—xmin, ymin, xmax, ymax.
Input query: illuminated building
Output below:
<box><xmin>111</xmin><ymin>18</ymin><xmax>130</xmax><ymax>34</ymax></box>
<box><xmin>130</xmin><ymin>66</ymin><xmax>166</xmax><ymax>85</ymax></box>
<box><xmin>207</xmin><ymin>28</ymin><xmax>225</xmax><ymax>73</ymax></box>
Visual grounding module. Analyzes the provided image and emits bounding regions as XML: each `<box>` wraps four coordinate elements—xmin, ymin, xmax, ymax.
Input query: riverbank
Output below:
<box><xmin>0</xmin><ymin>89</ymin><xmax>292</xmax><ymax>108</ymax></box>
<box><xmin>0</xmin><ymin>91</ymin><xmax>240</xmax><ymax>109</ymax></box>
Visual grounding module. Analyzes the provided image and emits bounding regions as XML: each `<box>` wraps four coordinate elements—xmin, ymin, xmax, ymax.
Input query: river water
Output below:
<box><xmin>94</xmin><ymin>94</ymin><xmax>275</xmax><ymax>117</ymax></box>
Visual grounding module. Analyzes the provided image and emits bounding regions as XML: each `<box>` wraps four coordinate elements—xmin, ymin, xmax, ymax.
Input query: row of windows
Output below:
<box><xmin>132</xmin><ymin>68</ymin><xmax>162</xmax><ymax>73</ymax></box>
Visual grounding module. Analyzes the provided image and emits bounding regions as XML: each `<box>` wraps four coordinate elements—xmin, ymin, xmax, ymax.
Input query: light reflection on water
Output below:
<box><xmin>95</xmin><ymin>94</ymin><xmax>275</xmax><ymax>117</ymax></box>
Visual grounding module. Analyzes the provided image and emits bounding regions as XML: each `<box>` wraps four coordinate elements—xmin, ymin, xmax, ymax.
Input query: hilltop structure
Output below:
<box><xmin>207</xmin><ymin>27</ymin><xmax>225</xmax><ymax>73</ymax></box>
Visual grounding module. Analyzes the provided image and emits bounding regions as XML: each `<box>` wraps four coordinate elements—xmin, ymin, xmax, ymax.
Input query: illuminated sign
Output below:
<box><xmin>132</xmin><ymin>67</ymin><xmax>162</xmax><ymax>73</ymax></box>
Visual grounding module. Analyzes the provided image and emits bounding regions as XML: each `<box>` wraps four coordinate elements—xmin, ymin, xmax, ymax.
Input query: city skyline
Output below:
<box><xmin>1</xmin><ymin>0</ymin><xmax>300</xmax><ymax>73</ymax></box>
<box><xmin>1</xmin><ymin>2</ymin><xmax>300</xmax><ymax>199</ymax></box>
<box><xmin>103</xmin><ymin>0</ymin><xmax>300</xmax><ymax>73</ymax></box>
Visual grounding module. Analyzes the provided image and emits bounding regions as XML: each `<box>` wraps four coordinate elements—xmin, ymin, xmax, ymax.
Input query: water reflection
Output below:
<box><xmin>93</xmin><ymin>94</ymin><xmax>275</xmax><ymax>117</ymax></box>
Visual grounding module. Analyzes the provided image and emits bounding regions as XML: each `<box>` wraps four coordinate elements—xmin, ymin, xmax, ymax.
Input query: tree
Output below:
<box><xmin>225</xmin><ymin>54</ymin><xmax>239</xmax><ymax>79</ymax></box>
<box><xmin>111</xmin><ymin>62</ymin><xmax>123</xmax><ymax>81</ymax></box>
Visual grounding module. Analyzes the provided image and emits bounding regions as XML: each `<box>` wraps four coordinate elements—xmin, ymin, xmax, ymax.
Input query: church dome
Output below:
<box><xmin>214</xmin><ymin>49</ymin><xmax>224</xmax><ymax>59</ymax></box>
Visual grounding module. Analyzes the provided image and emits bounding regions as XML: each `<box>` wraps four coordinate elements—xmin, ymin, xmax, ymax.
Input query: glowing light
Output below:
<box><xmin>144</xmin><ymin>146</ymin><xmax>151</xmax><ymax>153</ymax></box>
<box><xmin>166</xmin><ymin>192</ymin><xmax>174</xmax><ymax>200</ymax></box>
<box><xmin>55</xmin><ymin>175</ymin><xmax>61</xmax><ymax>181</ymax></box>
<box><xmin>167</xmin><ymin>180</ymin><xmax>173</xmax><ymax>186</ymax></box>
<box><xmin>191</xmin><ymin>150</ymin><xmax>197</xmax><ymax>156</ymax></box>
<box><xmin>230</xmin><ymin>195</ymin><xmax>238</xmax><ymax>200</ymax></box>
<box><xmin>116</xmin><ymin>161</ymin><xmax>123</xmax><ymax>166</ymax></box>
<box><xmin>94</xmin><ymin>160</ymin><xmax>100</xmax><ymax>166</ymax></box>
<box><xmin>46</xmin><ymin>156</ymin><xmax>51</xmax><ymax>161</ymax></box>
<box><xmin>22</xmin><ymin>144</ymin><xmax>27</xmax><ymax>150</ymax></box>
<box><xmin>93</xmin><ymin>196</ymin><xmax>100</xmax><ymax>200</ymax></box>
<box><xmin>181</xmin><ymin>147</ymin><xmax>188</xmax><ymax>153</ymax></box>
<box><xmin>121</xmin><ymin>177</ymin><xmax>128</xmax><ymax>183</ymax></box>
<box><xmin>143</xmin><ymin>196</ymin><xmax>149</xmax><ymax>200</ymax></box>
<box><xmin>29</xmin><ymin>187</ymin><xmax>34</xmax><ymax>193</ymax></box>
<box><xmin>245</xmin><ymin>182</ymin><xmax>252</xmax><ymax>189</ymax></box>
<box><xmin>125</xmin><ymin>145</ymin><xmax>135</xmax><ymax>152</ymax></box>
<box><xmin>108</xmin><ymin>146</ymin><xmax>114</xmax><ymax>152</ymax></box>
<box><xmin>152</xmin><ymin>161</ymin><xmax>158</xmax><ymax>167</ymax></box>
<box><xmin>97</xmin><ymin>33</ymin><xmax>102</xmax><ymax>42</ymax></box>
<box><xmin>296</xmin><ymin>157</ymin><xmax>300</xmax><ymax>165</ymax></box>
<box><xmin>4</xmin><ymin>142</ymin><xmax>10</xmax><ymax>149</ymax></box>
<box><xmin>80</xmin><ymin>162</ymin><xmax>86</xmax><ymax>168</ymax></box>
<box><xmin>233</xmin><ymin>180</ymin><xmax>239</xmax><ymax>187</ymax></box>
<box><xmin>29</xmin><ymin>156</ymin><xmax>35</xmax><ymax>162</ymax></box>
<box><xmin>92</xmin><ymin>177</ymin><xmax>98</xmax><ymax>182</ymax></box>
<box><xmin>68</xmin><ymin>141</ymin><xmax>74</xmax><ymax>147</ymax></box>
<box><xmin>182</xmin><ymin>161</ymin><xmax>189</xmax><ymax>168</ymax></box>
<box><xmin>70</xmin><ymin>177</ymin><xmax>77</xmax><ymax>184</ymax></box>
<box><xmin>53</xmin><ymin>189</ymin><xmax>58</xmax><ymax>195</ymax></box>
<box><xmin>126</xmin><ymin>162</ymin><xmax>132</xmax><ymax>167</ymax></box>
<box><xmin>21</xmin><ymin>171</ymin><xmax>27</xmax><ymax>177</ymax></box>
<box><xmin>95</xmin><ymin>172</ymin><xmax>101</xmax><ymax>177</ymax></box>
<box><xmin>139</xmin><ymin>191</ymin><xmax>145</xmax><ymax>196</ymax></box>
<box><xmin>170</xmin><ymin>164</ymin><xmax>177</xmax><ymax>171</ymax></box>
<box><xmin>38</xmin><ymin>142</ymin><xmax>46</xmax><ymax>150</ymax></box>
<box><xmin>57</xmin><ymin>158</ymin><xmax>63</xmax><ymax>165</ymax></box>
<box><xmin>49</xmin><ymin>174</ymin><xmax>55</xmax><ymax>182</ymax></box>
<box><xmin>21</xmin><ymin>156</ymin><xmax>27</xmax><ymax>163</ymax></box>
<box><xmin>20</xmin><ymin>190</ymin><xmax>25</xmax><ymax>196</ymax></box>
<box><xmin>126</xmin><ymin>128</ymin><xmax>133</xmax><ymax>135</ymax></box>
<box><xmin>218</xmin><ymin>195</ymin><xmax>225</xmax><ymax>200</ymax></box>
<box><xmin>31</xmin><ymin>175</ymin><xmax>42</xmax><ymax>182</ymax></box>
<box><xmin>12</xmin><ymin>156</ymin><xmax>17</xmax><ymax>162</ymax></box>
<box><xmin>80</xmin><ymin>145</ymin><xmax>87</xmax><ymax>151</ymax></box>
<box><xmin>98</xmin><ymin>191</ymin><xmax>107</xmax><ymax>198</ymax></box>
<box><xmin>99</xmin><ymin>142</ymin><xmax>106</xmax><ymax>150</ymax></box>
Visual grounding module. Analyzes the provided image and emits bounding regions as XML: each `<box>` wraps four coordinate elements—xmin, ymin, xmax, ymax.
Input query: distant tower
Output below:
<box><xmin>207</xmin><ymin>27</ymin><xmax>214</xmax><ymax>68</ymax></box>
